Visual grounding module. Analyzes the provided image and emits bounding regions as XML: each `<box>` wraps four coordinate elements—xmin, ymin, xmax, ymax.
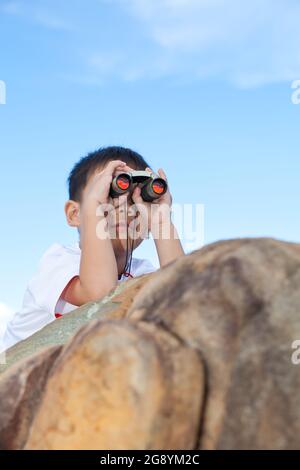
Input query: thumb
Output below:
<box><xmin>131</xmin><ymin>186</ymin><xmax>143</xmax><ymax>204</ymax></box>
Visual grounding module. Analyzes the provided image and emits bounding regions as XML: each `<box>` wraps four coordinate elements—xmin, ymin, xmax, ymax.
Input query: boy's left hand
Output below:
<box><xmin>131</xmin><ymin>167</ymin><xmax>173</xmax><ymax>234</ymax></box>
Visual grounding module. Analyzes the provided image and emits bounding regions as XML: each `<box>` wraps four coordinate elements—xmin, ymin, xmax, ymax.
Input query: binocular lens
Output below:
<box><xmin>110</xmin><ymin>172</ymin><xmax>167</xmax><ymax>202</ymax></box>
<box><xmin>116</xmin><ymin>174</ymin><xmax>131</xmax><ymax>190</ymax></box>
<box><xmin>152</xmin><ymin>180</ymin><xmax>166</xmax><ymax>195</ymax></box>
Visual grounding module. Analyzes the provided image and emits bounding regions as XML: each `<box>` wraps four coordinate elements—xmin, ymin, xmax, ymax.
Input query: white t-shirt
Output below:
<box><xmin>2</xmin><ymin>242</ymin><xmax>156</xmax><ymax>351</ymax></box>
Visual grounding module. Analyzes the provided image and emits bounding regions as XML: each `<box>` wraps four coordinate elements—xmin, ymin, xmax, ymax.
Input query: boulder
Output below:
<box><xmin>0</xmin><ymin>238</ymin><xmax>300</xmax><ymax>449</ymax></box>
<box><xmin>127</xmin><ymin>238</ymin><xmax>300</xmax><ymax>449</ymax></box>
<box><xmin>0</xmin><ymin>345</ymin><xmax>61</xmax><ymax>449</ymax></box>
<box><xmin>26</xmin><ymin>320</ymin><xmax>204</xmax><ymax>450</ymax></box>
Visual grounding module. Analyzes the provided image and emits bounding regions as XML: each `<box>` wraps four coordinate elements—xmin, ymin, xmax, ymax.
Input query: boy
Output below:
<box><xmin>2</xmin><ymin>146</ymin><xmax>184</xmax><ymax>350</ymax></box>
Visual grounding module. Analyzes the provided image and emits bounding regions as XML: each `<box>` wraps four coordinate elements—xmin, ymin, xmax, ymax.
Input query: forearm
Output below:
<box><xmin>65</xmin><ymin>205</ymin><xmax>118</xmax><ymax>305</ymax></box>
<box><xmin>153</xmin><ymin>221</ymin><xmax>185</xmax><ymax>267</ymax></box>
<box><xmin>80</xmin><ymin>205</ymin><xmax>118</xmax><ymax>294</ymax></box>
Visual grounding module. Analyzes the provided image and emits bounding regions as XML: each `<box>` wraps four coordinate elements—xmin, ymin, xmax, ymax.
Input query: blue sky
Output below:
<box><xmin>0</xmin><ymin>0</ymin><xmax>300</xmax><ymax>321</ymax></box>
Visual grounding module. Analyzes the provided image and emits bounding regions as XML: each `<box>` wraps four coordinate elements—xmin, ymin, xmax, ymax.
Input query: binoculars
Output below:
<box><xmin>110</xmin><ymin>170</ymin><xmax>167</xmax><ymax>202</ymax></box>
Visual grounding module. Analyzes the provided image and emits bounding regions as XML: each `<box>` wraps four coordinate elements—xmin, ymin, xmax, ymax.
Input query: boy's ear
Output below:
<box><xmin>64</xmin><ymin>200</ymin><xmax>80</xmax><ymax>227</ymax></box>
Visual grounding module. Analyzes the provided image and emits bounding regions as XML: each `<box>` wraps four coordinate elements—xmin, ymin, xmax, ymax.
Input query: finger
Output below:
<box><xmin>104</xmin><ymin>160</ymin><xmax>127</xmax><ymax>175</ymax></box>
<box><xmin>158</xmin><ymin>168</ymin><xmax>167</xmax><ymax>181</ymax></box>
<box><xmin>146</xmin><ymin>166</ymin><xmax>154</xmax><ymax>175</ymax></box>
<box><xmin>131</xmin><ymin>186</ymin><xmax>143</xmax><ymax>205</ymax></box>
<box><xmin>122</xmin><ymin>164</ymin><xmax>135</xmax><ymax>172</ymax></box>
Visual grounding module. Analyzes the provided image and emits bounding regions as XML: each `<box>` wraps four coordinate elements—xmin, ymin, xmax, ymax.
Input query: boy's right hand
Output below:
<box><xmin>82</xmin><ymin>160</ymin><xmax>130</xmax><ymax>207</ymax></box>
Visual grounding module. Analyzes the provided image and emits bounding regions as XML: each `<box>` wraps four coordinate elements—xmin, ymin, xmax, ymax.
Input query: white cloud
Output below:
<box><xmin>86</xmin><ymin>49</ymin><xmax>175</xmax><ymax>83</ymax></box>
<box><xmin>3</xmin><ymin>0</ymin><xmax>300</xmax><ymax>87</ymax></box>
<box><xmin>103</xmin><ymin>0</ymin><xmax>300</xmax><ymax>87</ymax></box>
<box><xmin>2</xmin><ymin>1</ymin><xmax>72</xmax><ymax>31</ymax></box>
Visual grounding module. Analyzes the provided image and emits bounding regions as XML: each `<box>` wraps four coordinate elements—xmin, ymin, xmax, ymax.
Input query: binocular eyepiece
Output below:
<box><xmin>110</xmin><ymin>170</ymin><xmax>167</xmax><ymax>202</ymax></box>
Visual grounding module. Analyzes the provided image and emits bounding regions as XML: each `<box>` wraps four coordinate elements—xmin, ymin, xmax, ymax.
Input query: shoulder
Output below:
<box><xmin>29</xmin><ymin>242</ymin><xmax>80</xmax><ymax>285</ymax></box>
<box><xmin>131</xmin><ymin>258</ymin><xmax>158</xmax><ymax>277</ymax></box>
<box><xmin>39</xmin><ymin>242</ymin><xmax>80</xmax><ymax>264</ymax></box>
<box><xmin>26</xmin><ymin>242</ymin><xmax>81</xmax><ymax>313</ymax></box>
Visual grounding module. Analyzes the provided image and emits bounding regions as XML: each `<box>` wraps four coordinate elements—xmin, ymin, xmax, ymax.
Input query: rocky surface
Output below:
<box><xmin>26</xmin><ymin>320</ymin><xmax>204</xmax><ymax>450</ymax></box>
<box><xmin>0</xmin><ymin>275</ymin><xmax>151</xmax><ymax>375</ymax></box>
<box><xmin>0</xmin><ymin>345</ymin><xmax>62</xmax><ymax>449</ymax></box>
<box><xmin>0</xmin><ymin>238</ymin><xmax>300</xmax><ymax>449</ymax></box>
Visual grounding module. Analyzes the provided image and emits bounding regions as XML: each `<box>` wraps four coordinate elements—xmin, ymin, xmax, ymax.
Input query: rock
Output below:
<box><xmin>127</xmin><ymin>238</ymin><xmax>300</xmax><ymax>449</ymax></box>
<box><xmin>26</xmin><ymin>320</ymin><xmax>204</xmax><ymax>450</ymax></box>
<box><xmin>0</xmin><ymin>275</ymin><xmax>152</xmax><ymax>375</ymax></box>
<box><xmin>1</xmin><ymin>237</ymin><xmax>300</xmax><ymax>450</ymax></box>
<box><xmin>0</xmin><ymin>345</ymin><xmax>61</xmax><ymax>449</ymax></box>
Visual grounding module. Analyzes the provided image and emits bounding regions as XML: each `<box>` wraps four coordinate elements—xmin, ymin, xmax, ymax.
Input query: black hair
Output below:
<box><xmin>68</xmin><ymin>146</ymin><xmax>150</xmax><ymax>201</ymax></box>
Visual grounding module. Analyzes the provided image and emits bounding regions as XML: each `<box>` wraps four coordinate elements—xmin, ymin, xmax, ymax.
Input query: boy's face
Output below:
<box><xmin>106</xmin><ymin>182</ymin><xmax>144</xmax><ymax>255</ymax></box>
<box><xmin>81</xmin><ymin>166</ymin><xmax>145</xmax><ymax>255</ymax></box>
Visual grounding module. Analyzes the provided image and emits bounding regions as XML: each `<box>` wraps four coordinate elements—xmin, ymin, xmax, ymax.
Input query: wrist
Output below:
<box><xmin>150</xmin><ymin>214</ymin><xmax>172</xmax><ymax>230</ymax></box>
<box><xmin>150</xmin><ymin>218</ymin><xmax>174</xmax><ymax>240</ymax></box>
<box><xmin>81</xmin><ymin>204</ymin><xmax>110</xmax><ymax>241</ymax></box>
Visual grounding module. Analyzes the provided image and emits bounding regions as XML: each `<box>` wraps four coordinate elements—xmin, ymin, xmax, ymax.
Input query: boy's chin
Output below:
<box><xmin>111</xmin><ymin>237</ymin><xmax>142</xmax><ymax>252</ymax></box>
